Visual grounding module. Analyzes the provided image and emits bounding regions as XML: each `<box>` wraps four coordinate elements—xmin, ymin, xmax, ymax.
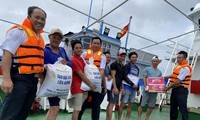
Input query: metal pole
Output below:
<box><xmin>87</xmin><ymin>0</ymin><xmax>93</xmax><ymax>28</ymax></box>
<box><xmin>99</xmin><ymin>0</ymin><xmax>105</xmax><ymax>34</ymax></box>
<box><xmin>100</xmin><ymin>0</ymin><xmax>105</xmax><ymax>18</ymax></box>
<box><xmin>187</xmin><ymin>31</ymin><xmax>197</xmax><ymax>62</ymax></box>
<box><xmin>125</xmin><ymin>16</ymin><xmax>132</xmax><ymax>50</ymax></box>
<box><xmin>191</xmin><ymin>52</ymin><xmax>197</xmax><ymax>68</ymax></box>
<box><xmin>124</xmin><ymin>16</ymin><xmax>132</xmax><ymax>64</ymax></box>
<box><xmin>52</xmin><ymin>0</ymin><xmax>158</xmax><ymax>44</ymax></box>
<box><xmin>139</xmin><ymin>28</ymin><xmax>199</xmax><ymax>50</ymax></box>
<box><xmin>69</xmin><ymin>0</ymin><xmax>129</xmax><ymax>39</ymax></box>
<box><xmin>0</xmin><ymin>18</ymin><xmax>49</xmax><ymax>34</ymax></box>
<box><xmin>52</xmin><ymin>0</ymin><xmax>197</xmax><ymax>49</ymax></box>
<box><xmin>164</xmin><ymin>39</ymin><xmax>179</xmax><ymax>76</ymax></box>
<box><xmin>192</xmin><ymin>53</ymin><xmax>198</xmax><ymax>70</ymax></box>
<box><xmin>163</xmin><ymin>0</ymin><xmax>199</xmax><ymax>26</ymax></box>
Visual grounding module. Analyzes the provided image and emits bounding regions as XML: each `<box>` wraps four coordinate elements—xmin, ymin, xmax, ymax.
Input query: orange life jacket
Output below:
<box><xmin>170</xmin><ymin>60</ymin><xmax>192</xmax><ymax>88</ymax></box>
<box><xmin>10</xmin><ymin>18</ymin><xmax>45</xmax><ymax>74</ymax></box>
<box><xmin>84</xmin><ymin>45</ymin><xmax>102</xmax><ymax>68</ymax></box>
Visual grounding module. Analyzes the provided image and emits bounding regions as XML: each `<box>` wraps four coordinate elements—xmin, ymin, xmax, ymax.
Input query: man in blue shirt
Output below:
<box><xmin>118</xmin><ymin>52</ymin><xmax>140</xmax><ymax>120</ymax></box>
<box><xmin>43</xmin><ymin>28</ymin><xmax>72</xmax><ymax>120</ymax></box>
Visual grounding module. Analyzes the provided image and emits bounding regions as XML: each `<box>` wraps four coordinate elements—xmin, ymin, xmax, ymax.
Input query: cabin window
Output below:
<box><xmin>103</xmin><ymin>43</ymin><xmax>106</xmax><ymax>48</ymax></box>
<box><xmin>108</xmin><ymin>44</ymin><xmax>111</xmax><ymax>49</ymax></box>
<box><xmin>102</xmin><ymin>43</ymin><xmax>112</xmax><ymax>52</ymax></box>
<box><xmin>83</xmin><ymin>43</ymin><xmax>90</xmax><ymax>49</ymax></box>
<box><xmin>82</xmin><ymin>38</ymin><xmax>91</xmax><ymax>49</ymax></box>
<box><xmin>83</xmin><ymin>38</ymin><xmax>91</xmax><ymax>44</ymax></box>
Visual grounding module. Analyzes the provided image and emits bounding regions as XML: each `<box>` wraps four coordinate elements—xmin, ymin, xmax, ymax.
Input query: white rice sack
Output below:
<box><xmin>80</xmin><ymin>64</ymin><xmax>102</xmax><ymax>93</ymax></box>
<box><xmin>37</xmin><ymin>64</ymin><xmax>72</xmax><ymax>99</ymax></box>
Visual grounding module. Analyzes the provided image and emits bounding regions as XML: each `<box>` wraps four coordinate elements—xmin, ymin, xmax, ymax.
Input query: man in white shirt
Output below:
<box><xmin>164</xmin><ymin>51</ymin><xmax>192</xmax><ymax>120</ymax></box>
<box><xmin>78</xmin><ymin>37</ymin><xmax>106</xmax><ymax>120</ymax></box>
<box><xmin>0</xmin><ymin>6</ymin><xmax>46</xmax><ymax>120</ymax></box>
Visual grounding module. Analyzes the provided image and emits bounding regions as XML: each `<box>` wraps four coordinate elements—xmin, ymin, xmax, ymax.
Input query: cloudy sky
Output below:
<box><xmin>0</xmin><ymin>0</ymin><xmax>199</xmax><ymax>73</ymax></box>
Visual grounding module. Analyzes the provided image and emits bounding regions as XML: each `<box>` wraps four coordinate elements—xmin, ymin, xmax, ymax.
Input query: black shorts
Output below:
<box><xmin>48</xmin><ymin>97</ymin><xmax>60</xmax><ymax>106</ymax></box>
<box><xmin>107</xmin><ymin>90</ymin><xmax>119</xmax><ymax>104</ymax></box>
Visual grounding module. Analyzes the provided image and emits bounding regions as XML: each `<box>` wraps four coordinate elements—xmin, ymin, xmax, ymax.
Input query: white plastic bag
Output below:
<box><xmin>37</xmin><ymin>58</ymin><xmax>72</xmax><ymax>99</ymax></box>
<box><xmin>106</xmin><ymin>77</ymin><xmax>113</xmax><ymax>90</ymax></box>
<box><xmin>80</xmin><ymin>58</ymin><xmax>102</xmax><ymax>93</ymax></box>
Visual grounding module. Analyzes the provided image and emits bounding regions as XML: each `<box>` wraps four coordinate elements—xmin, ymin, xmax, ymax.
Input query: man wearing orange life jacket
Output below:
<box><xmin>164</xmin><ymin>51</ymin><xmax>192</xmax><ymax>120</ymax></box>
<box><xmin>0</xmin><ymin>6</ymin><xmax>46</xmax><ymax>120</ymax></box>
<box><xmin>78</xmin><ymin>37</ymin><xmax>107</xmax><ymax>120</ymax></box>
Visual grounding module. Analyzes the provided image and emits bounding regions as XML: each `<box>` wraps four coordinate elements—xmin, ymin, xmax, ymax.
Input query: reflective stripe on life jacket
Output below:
<box><xmin>84</xmin><ymin>49</ymin><xmax>102</xmax><ymax>68</ymax></box>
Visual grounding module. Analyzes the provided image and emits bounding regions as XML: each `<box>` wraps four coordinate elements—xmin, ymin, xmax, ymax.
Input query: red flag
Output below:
<box><xmin>120</xmin><ymin>24</ymin><xmax>129</xmax><ymax>38</ymax></box>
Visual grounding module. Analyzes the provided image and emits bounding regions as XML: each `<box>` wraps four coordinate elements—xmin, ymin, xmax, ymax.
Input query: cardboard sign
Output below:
<box><xmin>147</xmin><ymin>77</ymin><xmax>165</xmax><ymax>92</ymax></box>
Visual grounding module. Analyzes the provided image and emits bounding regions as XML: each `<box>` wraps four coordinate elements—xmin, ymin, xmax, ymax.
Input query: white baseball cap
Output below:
<box><xmin>49</xmin><ymin>28</ymin><xmax>63</xmax><ymax>37</ymax></box>
<box><xmin>152</xmin><ymin>56</ymin><xmax>162</xmax><ymax>62</ymax></box>
<box><xmin>118</xmin><ymin>49</ymin><xmax>127</xmax><ymax>55</ymax></box>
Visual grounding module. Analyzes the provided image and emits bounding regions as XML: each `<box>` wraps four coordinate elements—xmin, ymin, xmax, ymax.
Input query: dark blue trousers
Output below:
<box><xmin>78</xmin><ymin>90</ymin><xmax>105</xmax><ymax>120</ymax></box>
<box><xmin>0</xmin><ymin>69</ymin><xmax>38</xmax><ymax>120</ymax></box>
<box><xmin>170</xmin><ymin>86</ymin><xmax>188</xmax><ymax>120</ymax></box>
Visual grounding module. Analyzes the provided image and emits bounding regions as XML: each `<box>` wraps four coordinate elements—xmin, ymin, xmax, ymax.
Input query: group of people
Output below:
<box><xmin>0</xmin><ymin>6</ymin><xmax>192</xmax><ymax>120</ymax></box>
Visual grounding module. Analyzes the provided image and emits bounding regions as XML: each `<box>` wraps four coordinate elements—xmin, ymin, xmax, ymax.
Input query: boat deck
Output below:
<box><xmin>26</xmin><ymin>106</ymin><xmax>200</xmax><ymax>120</ymax></box>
